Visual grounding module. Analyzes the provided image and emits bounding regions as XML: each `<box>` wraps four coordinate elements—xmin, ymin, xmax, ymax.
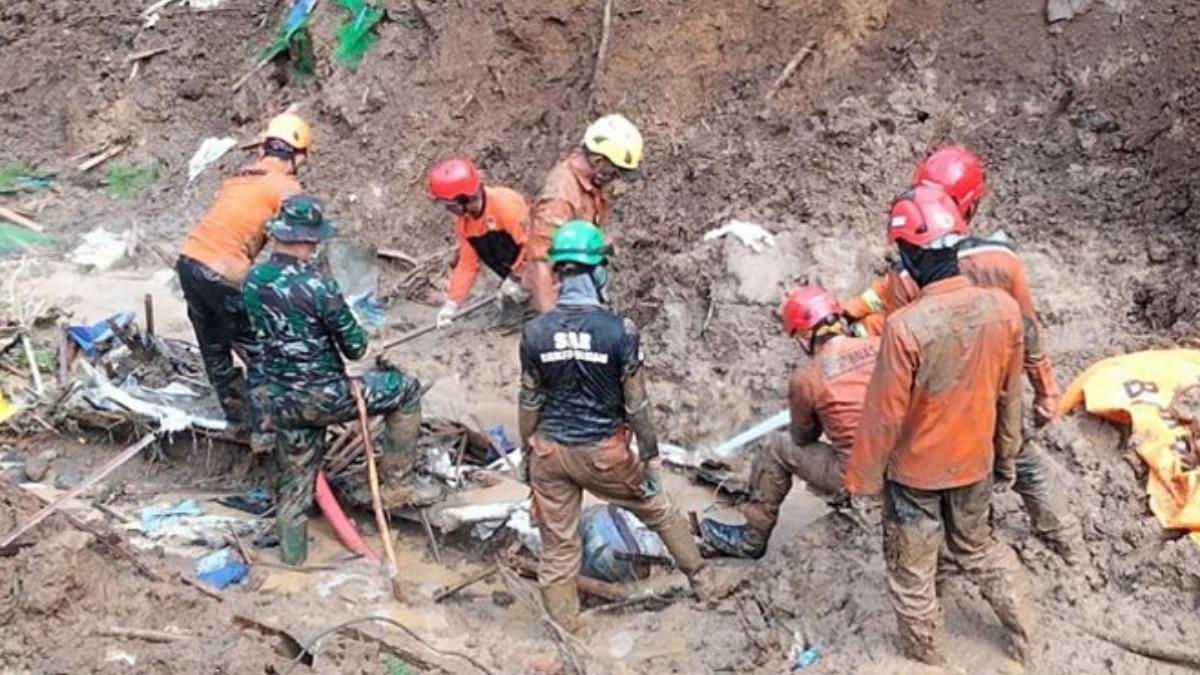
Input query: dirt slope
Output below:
<box><xmin>3</xmin><ymin>0</ymin><xmax>1200</xmax><ymax>673</ymax></box>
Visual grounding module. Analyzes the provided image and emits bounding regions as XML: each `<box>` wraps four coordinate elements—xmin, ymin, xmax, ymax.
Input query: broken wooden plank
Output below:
<box><xmin>94</xmin><ymin>626</ymin><xmax>197</xmax><ymax>643</ymax></box>
<box><xmin>765</xmin><ymin>40</ymin><xmax>817</xmax><ymax>101</ymax></box>
<box><xmin>0</xmin><ymin>206</ymin><xmax>44</xmax><ymax>232</ymax></box>
<box><xmin>78</xmin><ymin>145</ymin><xmax>126</xmax><ymax>173</ymax></box>
<box><xmin>123</xmin><ymin>45</ymin><xmax>173</xmax><ymax>63</ymax></box>
<box><xmin>434</xmin><ymin>565</ymin><xmax>499</xmax><ymax>602</ymax></box>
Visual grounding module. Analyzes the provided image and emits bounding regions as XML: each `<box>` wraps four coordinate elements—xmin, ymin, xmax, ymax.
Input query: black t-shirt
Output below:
<box><xmin>467</xmin><ymin>231</ymin><xmax>521</xmax><ymax>280</ymax></box>
<box><xmin>520</xmin><ymin>304</ymin><xmax>643</xmax><ymax>445</ymax></box>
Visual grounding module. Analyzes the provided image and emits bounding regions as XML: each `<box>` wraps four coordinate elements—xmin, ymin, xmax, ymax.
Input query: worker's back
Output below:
<box><xmin>791</xmin><ymin>335</ymin><xmax>880</xmax><ymax>450</ymax></box>
<box><xmin>520</xmin><ymin>304</ymin><xmax>637</xmax><ymax>446</ymax></box>
<box><xmin>181</xmin><ymin>158</ymin><xmax>300</xmax><ymax>284</ymax></box>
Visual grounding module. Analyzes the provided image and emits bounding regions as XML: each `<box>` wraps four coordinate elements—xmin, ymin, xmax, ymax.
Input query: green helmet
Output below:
<box><xmin>268</xmin><ymin>194</ymin><xmax>336</xmax><ymax>243</ymax></box>
<box><xmin>548</xmin><ymin>220</ymin><xmax>607</xmax><ymax>266</ymax></box>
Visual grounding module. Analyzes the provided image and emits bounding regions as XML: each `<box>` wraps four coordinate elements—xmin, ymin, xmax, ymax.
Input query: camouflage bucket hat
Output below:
<box><xmin>268</xmin><ymin>194</ymin><xmax>337</xmax><ymax>243</ymax></box>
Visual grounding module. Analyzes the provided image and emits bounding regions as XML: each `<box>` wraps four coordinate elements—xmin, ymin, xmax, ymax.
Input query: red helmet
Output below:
<box><xmin>428</xmin><ymin>158</ymin><xmax>482</xmax><ymax>200</ymax></box>
<box><xmin>913</xmin><ymin>145</ymin><xmax>986</xmax><ymax>219</ymax></box>
<box><xmin>781</xmin><ymin>284</ymin><xmax>842</xmax><ymax>336</ymax></box>
<box><xmin>887</xmin><ymin>184</ymin><xmax>968</xmax><ymax>247</ymax></box>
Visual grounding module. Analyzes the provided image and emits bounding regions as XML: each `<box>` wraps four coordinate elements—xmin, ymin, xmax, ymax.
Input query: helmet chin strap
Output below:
<box><xmin>587</xmin><ymin>266</ymin><xmax>609</xmax><ymax>305</ymax></box>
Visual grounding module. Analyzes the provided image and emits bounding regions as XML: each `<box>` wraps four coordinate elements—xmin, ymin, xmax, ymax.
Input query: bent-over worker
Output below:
<box><xmin>700</xmin><ymin>284</ymin><xmax>880</xmax><ymax>558</ymax></box>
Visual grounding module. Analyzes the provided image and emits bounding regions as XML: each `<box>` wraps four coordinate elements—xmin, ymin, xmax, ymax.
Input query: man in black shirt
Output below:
<box><xmin>519</xmin><ymin>220</ymin><xmax>731</xmax><ymax>633</ymax></box>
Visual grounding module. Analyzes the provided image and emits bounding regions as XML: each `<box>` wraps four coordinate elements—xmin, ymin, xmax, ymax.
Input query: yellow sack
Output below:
<box><xmin>1059</xmin><ymin>349</ymin><xmax>1200</xmax><ymax>543</ymax></box>
<box><xmin>0</xmin><ymin>388</ymin><xmax>15</xmax><ymax>425</ymax></box>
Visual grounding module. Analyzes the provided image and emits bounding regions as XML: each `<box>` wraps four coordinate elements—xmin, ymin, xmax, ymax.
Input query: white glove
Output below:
<box><xmin>436</xmin><ymin>301</ymin><xmax>458</xmax><ymax>328</ymax></box>
<box><xmin>496</xmin><ymin>275</ymin><xmax>531</xmax><ymax>309</ymax></box>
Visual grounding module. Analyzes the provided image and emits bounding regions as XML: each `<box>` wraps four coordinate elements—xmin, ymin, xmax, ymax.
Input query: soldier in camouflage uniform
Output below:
<box><xmin>243</xmin><ymin>194</ymin><xmax>443</xmax><ymax>565</ymax></box>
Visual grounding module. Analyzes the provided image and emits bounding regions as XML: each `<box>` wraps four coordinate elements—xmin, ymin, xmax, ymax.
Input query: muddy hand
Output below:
<box><xmin>642</xmin><ymin>458</ymin><xmax>663</xmax><ymax>496</ymax></box>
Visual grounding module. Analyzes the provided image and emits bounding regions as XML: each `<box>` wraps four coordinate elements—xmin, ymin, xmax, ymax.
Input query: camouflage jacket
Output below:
<box><xmin>243</xmin><ymin>253</ymin><xmax>368</xmax><ymax>398</ymax></box>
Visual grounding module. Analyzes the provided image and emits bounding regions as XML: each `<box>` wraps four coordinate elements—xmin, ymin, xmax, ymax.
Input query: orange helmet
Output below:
<box><xmin>263</xmin><ymin>113</ymin><xmax>312</xmax><ymax>151</ymax></box>
<box><xmin>781</xmin><ymin>284</ymin><xmax>842</xmax><ymax>336</ymax></box>
<box><xmin>887</xmin><ymin>184</ymin><xmax>968</xmax><ymax>248</ymax></box>
<box><xmin>914</xmin><ymin>145</ymin><xmax>985</xmax><ymax>220</ymax></box>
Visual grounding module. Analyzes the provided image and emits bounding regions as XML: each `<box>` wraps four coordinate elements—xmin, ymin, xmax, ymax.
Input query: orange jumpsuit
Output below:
<box><xmin>445</xmin><ymin>186</ymin><xmax>530</xmax><ymax>305</ymax></box>
<box><xmin>844</xmin><ymin>276</ymin><xmax>1034</xmax><ymax>664</ymax></box>
<box><xmin>742</xmin><ymin>335</ymin><xmax>880</xmax><ymax>531</ymax></box>
<box><xmin>525</xmin><ymin>149</ymin><xmax>611</xmax><ymax>312</ymax></box>
<box><xmin>180</xmin><ymin>157</ymin><xmax>301</xmax><ymax>284</ymax></box>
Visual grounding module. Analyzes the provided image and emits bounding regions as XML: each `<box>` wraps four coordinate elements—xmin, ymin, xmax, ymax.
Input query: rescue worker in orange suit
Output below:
<box><xmin>519</xmin><ymin>220</ymin><xmax>732</xmax><ymax>633</ymax></box>
<box><xmin>698</xmin><ymin>284</ymin><xmax>881</xmax><ymax>558</ymax></box>
<box><xmin>843</xmin><ymin>145</ymin><xmax>1085</xmax><ymax>566</ymax></box>
<box><xmin>427</xmin><ymin>157</ymin><xmax>531</xmax><ymax>326</ymax></box>
<box><xmin>177</xmin><ymin>113</ymin><xmax>309</xmax><ymax>450</ymax></box>
<box><xmin>525</xmin><ymin>114</ymin><xmax>643</xmax><ymax>313</ymax></box>
<box><xmin>844</xmin><ymin>185</ymin><xmax>1037</xmax><ymax>667</ymax></box>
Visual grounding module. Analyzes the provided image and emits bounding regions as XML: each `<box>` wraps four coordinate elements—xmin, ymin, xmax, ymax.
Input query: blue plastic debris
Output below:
<box><xmin>351</xmin><ymin>293</ymin><xmax>389</xmax><ymax>328</ymax></box>
<box><xmin>216</xmin><ymin>486</ymin><xmax>272</xmax><ymax>515</ymax></box>
<box><xmin>197</xmin><ymin>562</ymin><xmax>249</xmax><ymax>589</ymax></box>
<box><xmin>195</xmin><ymin>547</ymin><xmax>234</xmax><ymax>575</ymax></box>
<box><xmin>138</xmin><ymin>499</ymin><xmax>204</xmax><ymax>533</ymax></box>
<box><xmin>579</xmin><ymin>505</ymin><xmax>672</xmax><ymax>582</ymax></box>
<box><xmin>66</xmin><ymin>311</ymin><xmax>137</xmax><ymax>356</ymax></box>
<box><xmin>487</xmin><ymin>424</ymin><xmax>517</xmax><ymax>462</ymax></box>
<box><xmin>790</xmin><ymin>637</ymin><xmax>821</xmax><ymax>670</ymax></box>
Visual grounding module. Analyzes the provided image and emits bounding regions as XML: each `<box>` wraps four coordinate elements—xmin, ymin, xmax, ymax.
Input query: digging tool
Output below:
<box><xmin>709</xmin><ymin>409</ymin><xmax>791</xmax><ymax>460</ymax></box>
<box><xmin>350</xmin><ymin>379</ymin><xmax>404</xmax><ymax>601</ymax></box>
<box><xmin>0</xmin><ymin>432</ymin><xmax>158</xmax><ymax>549</ymax></box>
<box><xmin>379</xmin><ymin>295</ymin><xmax>493</xmax><ymax>352</ymax></box>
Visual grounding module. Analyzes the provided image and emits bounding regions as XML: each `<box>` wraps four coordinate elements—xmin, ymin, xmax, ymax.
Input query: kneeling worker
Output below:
<box><xmin>244</xmin><ymin>195</ymin><xmax>442</xmax><ymax>565</ymax></box>
<box><xmin>519</xmin><ymin>220</ymin><xmax>731</xmax><ymax>632</ymax></box>
<box><xmin>700</xmin><ymin>284</ymin><xmax>881</xmax><ymax>558</ymax></box>
<box><xmin>428</xmin><ymin>157</ymin><xmax>531</xmax><ymax>327</ymax></box>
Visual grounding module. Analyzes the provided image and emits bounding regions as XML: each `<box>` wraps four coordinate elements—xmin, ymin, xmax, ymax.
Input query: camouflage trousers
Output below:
<box><xmin>271</xmin><ymin>368</ymin><xmax>421</xmax><ymax>564</ymax></box>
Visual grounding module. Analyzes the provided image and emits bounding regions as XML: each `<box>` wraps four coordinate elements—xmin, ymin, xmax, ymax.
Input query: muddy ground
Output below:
<box><xmin>3</xmin><ymin>0</ymin><xmax>1200</xmax><ymax>673</ymax></box>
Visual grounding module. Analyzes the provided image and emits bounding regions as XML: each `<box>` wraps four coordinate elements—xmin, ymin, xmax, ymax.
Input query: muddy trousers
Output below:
<box><xmin>883</xmin><ymin>479</ymin><xmax>1036</xmax><ymax>665</ymax></box>
<box><xmin>524</xmin><ymin>260</ymin><xmax>557</xmax><ymax>314</ymax></box>
<box><xmin>1013</xmin><ymin>441</ymin><xmax>1085</xmax><ymax>559</ymax></box>
<box><xmin>176</xmin><ymin>256</ymin><xmax>264</xmax><ymax>434</ymax></box>
<box><xmin>530</xmin><ymin>430</ymin><xmax>710</xmax><ymax>629</ymax></box>
<box><xmin>273</xmin><ymin>370</ymin><xmax>423</xmax><ymax>565</ymax></box>
<box><xmin>742</xmin><ymin>433</ymin><xmax>845</xmax><ymax>533</ymax></box>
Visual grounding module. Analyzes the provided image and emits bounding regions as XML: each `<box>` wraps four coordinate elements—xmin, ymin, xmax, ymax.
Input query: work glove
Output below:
<box><xmin>993</xmin><ymin>461</ymin><xmax>1017</xmax><ymax>493</ymax></box>
<box><xmin>496</xmin><ymin>275</ymin><xmax>531</xmax><ymax>310</ymax></box>
<box><xmin>641</xmin><ymin>458</ymin><xmax>663</xmax><ymax>497</ymax></box>
<box><xmin>1033</xmin><ymin>393</ymin><xmax>1059</xmax><ymax>428</ymax></box>
<box><xmin>435</xmin><ymin>300</ymin><xmax>458</xmax><ymax>328</ymax></box>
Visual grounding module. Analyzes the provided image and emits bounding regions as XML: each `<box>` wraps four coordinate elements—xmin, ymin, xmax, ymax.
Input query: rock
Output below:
<box><xmin>1046</xmin><ymin>0</ymin><xmax>1093</xmax><ymax>23</ymax></box>
<box><xmin>54</xmin><ymin>465</ymin><xmax>84</xmax><ymax>490</ymax></box>
<box><xmin>179</xmin><ymin>79</ymin><xmax>207</xmax><ymax>101</ymax></box>
<box><xmin>1148</xmin><ymin>242</ymin><xmax>1173</xmax><ymax>264</ymax></box>
<box><xmin>23</xmin><ymin>453</ymin><xmax>50</xmax><ymax>482</ymax></box>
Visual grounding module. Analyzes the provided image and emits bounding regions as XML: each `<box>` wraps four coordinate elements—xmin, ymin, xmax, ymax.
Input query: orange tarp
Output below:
<box><xmin>1059</xmin><ymin>349</ymin><xmax>1200</xmax><ymax>544</ymax></box>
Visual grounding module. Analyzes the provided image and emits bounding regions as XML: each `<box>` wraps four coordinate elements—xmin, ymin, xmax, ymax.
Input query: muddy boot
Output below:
<box><xmin>657</xmin><ymin>513</ymin><xmax>740</xmax><ymax>601</ymax></box>
<box><xmin>378</xmin><ymin>407</ymin><xmax>444</xmax><ymax>508</ymax></box>
<box><xmin>896</xmin><ymin>614</ymin><xmax>948</xmax><ymax>666</ymax></box>
<box><xmin>1045</xmin><ymin>527</ymin><xmax>1089</xmax><ymax>568</ymax></box>
<box><xmin>975</xmin><ymin>568</ymin><xmax>1038</xmax><ymax>666</ymax></box>
<box><xmin>541</xmin><ymin>581</ymin><xmax>584</xmax><ymax>634</ymax></box>
<box><xmin>697</xmin><ymin>518</ymin><xmax>769</xmax><ymax>559</ymax></box>
<box><xmin>277</xmin><ymin>516</ymin><xmax>309</xmax><ymax>566</ymax></box>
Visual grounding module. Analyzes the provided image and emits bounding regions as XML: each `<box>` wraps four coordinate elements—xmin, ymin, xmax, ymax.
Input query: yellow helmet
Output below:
<box><xmin>582</xmin><ymin>114</ymin><xmax>643</xmax><ymax>171</ymax></box>
<box><xmin>263</xmin><ymin>113</ymin><xmax>312</xmax><ymax>151</ymax></box>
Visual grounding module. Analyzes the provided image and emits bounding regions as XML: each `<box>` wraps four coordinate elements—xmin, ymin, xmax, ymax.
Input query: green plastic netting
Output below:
<box><xmin>0</xmin><ymin>222</ymin><xmax>54</xmax><ymax>257</ymax></box>
<box><xmin>334</xmin><ymin>0</ymin><xmax>384</xmax><ymax>69</ymax></box>
<box><xmin>0</xmin><ymin>162</ymin><xmax>53</xmax><ymax>194</ymax></box>
<box><xmin>105</xmin><ymin>162</ymin><xmax>160</xmax><ymax>200</ymax></box>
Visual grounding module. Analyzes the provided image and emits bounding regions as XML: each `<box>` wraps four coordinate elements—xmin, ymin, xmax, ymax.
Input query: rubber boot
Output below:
<box><xmin>896</xmin><ymin>613</ymin><xmax>948</xmax><ymax>666</ymax></box>
<box><xmin>975</xmin><ymin>567</ymin><xmax>1038</xmax><ymax>666</ymax></box>
<box><xmin>378</xmin><ymin>407</ymin><xmax>443</xmax><ymax>508</ymax></box>
<box><xmin>697</xmin><ymin>518</ymin><xmax>769</xmax><ymax>559</ymax></box>
<box><xmin>656</xmin><ymin>512</ymin><xmax>740</xmax><ymax>601</ymax></box>
<box><xmin>541</xmin><ymin>581</ymin><xmax>583</xmax><ymax>634</ymax></box>
<box><xmin>277</xmin><ymin>516</ymin><xmax>309</xmax><ymax>566</ymax></box>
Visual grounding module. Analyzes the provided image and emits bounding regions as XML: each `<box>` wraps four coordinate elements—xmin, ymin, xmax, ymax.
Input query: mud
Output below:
<box><xmin>4</xmin><ymin>0</ymin><xmax>1200</xmax><ymax>672</ymax></box>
